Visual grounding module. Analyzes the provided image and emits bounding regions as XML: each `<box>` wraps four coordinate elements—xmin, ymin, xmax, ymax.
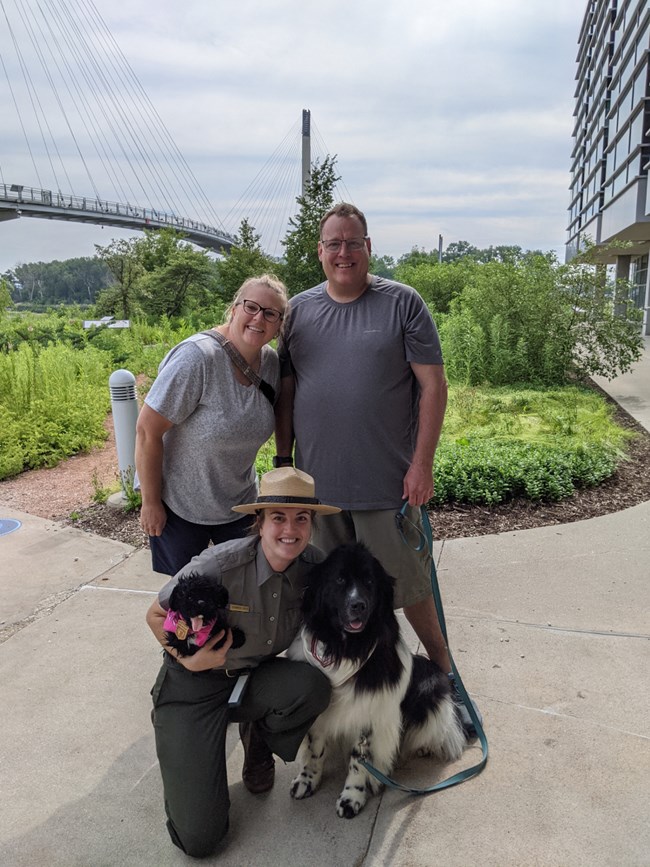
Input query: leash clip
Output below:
<box><xmin>395</xmin><ymin>501</ymin><xmax>426</xmax><ymax>552</ymax></box>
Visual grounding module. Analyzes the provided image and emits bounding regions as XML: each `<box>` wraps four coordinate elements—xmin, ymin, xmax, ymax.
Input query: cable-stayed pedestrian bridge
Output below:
<box><xmin>0</xmin><ymin>183</ymin><xmax>237</xmax><ymax>253</ymax></box>
<box><xmin>1</xmin><ymin>0</ymin><xmax>339</xmax><ymax>259</ymax></box>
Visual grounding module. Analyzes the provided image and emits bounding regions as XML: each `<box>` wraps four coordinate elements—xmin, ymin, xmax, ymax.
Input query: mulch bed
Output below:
<box><xmin>65</xmin><ymin>388</ymin><xmax>650</xmax><ymax>546</ymax></box>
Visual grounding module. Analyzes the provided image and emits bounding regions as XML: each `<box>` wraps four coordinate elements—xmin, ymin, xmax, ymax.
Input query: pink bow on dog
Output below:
<box><xmin>163</xmin><ymin>609</ymin><xmax>215</xmax><ymax>647</ymax></box>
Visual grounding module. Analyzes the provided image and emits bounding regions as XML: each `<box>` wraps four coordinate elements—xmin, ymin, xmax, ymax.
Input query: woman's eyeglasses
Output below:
<box><xmin>236</xmin><ymin>299</ymin><xmax>284</xmax><ymax>323</ymax></box>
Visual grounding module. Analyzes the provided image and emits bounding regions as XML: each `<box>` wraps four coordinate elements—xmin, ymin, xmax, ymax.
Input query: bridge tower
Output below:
<box><xmin>301</xmin><ymin>109</ymin><xmax>311</xmax><ymax>195</ymax></box>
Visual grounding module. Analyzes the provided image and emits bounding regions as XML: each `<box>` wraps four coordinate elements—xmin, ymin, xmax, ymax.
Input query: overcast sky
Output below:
<box><xmin>0</xmin><ymin>0</ymin><xmax>586</xmax><ymax>274</ymax></box>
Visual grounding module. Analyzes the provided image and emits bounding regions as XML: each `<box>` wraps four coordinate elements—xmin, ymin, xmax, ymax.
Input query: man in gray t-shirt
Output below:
<box><xmin>276</xmin><ymin>202</ymin><xmax>481</xmax><ymax>735</ymax></box>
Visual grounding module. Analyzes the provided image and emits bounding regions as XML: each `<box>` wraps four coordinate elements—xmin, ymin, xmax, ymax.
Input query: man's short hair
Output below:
<box><xmin>319</xmin><ymin>203</ymin><xmax>368</xmax><ymax>237</ymax></box>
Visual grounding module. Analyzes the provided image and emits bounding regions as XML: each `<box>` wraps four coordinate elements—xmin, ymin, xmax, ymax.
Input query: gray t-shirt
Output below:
<box><xmin>279</xmin><ymin>277</ymin><xmax>443</xmax><ymax>509</ymax></box>
<box><xmin>158</xmin><ymin>535</ymin><xmax>324</xmax><ymax>671</ymax></box>
<box><xmin>145</xmin><ymin>332</ymin><xmax>279</xmax><ymax>524</ymax></box>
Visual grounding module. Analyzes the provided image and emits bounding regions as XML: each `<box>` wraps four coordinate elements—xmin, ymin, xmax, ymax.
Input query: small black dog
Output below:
<box><xmin>164</xmin><ymin>572</ymin><xmax>245</xmax><ymax>657</ymax></box>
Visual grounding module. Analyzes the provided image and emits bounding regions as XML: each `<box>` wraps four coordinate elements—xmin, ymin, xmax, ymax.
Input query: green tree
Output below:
<box><xmin>440</xmin><ymin>241</ymin><xmax>546</xmax><ymax>265</ymax></box>
<box><xmin>281</xmin><ymin>155</ymin><xmax>340</xmax><ymax>295</ymax></box>
<box><xmin>439</xmin><ymin>254</ymin><xmax>643</xmax><ymax>386</ymax></box>
<box><xmin>0</xmin><ymin>277</ymin><xmax>14</xmax><ymax>316</ymax></box>
<box><xmin>555</xmin><ymin>260</ymin><xmax>643</xmax><ymax>380</ymax></box>
<box><xmin>369</xmin><ymin>253</ymin><xmax>396</xmax><ymax>278</ymax></box>
<box><xmin>441</xmin><ymin>241</ymin><xmax>479</xmax><ymax>263</ymax></box>
<box><xmin>135</xmin><ymin>229</ymin><xmax>217</xmax><ymax>318</ymax></box>
<box><xmin>216</xmin><ymin>219</ymin><xmax>280</xmax><ymax>300</ymax></box>
<box><xmin>393</xmin><ymin>260</ymin><xmax>474</xmax><ymax>313</ymax></box>
<box><xmin>138</xmin><ymin>242</ymin><xmax>216</xmax><ymax>318</ymax></box>
<box><xmin>11</xmin><ymin>261</ymin><xmax>47</xmax><ymax>303</ymax></box>
<box><xmin>94</xmin><ymin>229</ymin><xmax>217</xmax><ymax>319</ymax></box>
<box><xmin>397</xmin><ymin>246</ymin><xmax>440</xmax><ymax>268</ymax></box>
<box><xmin>11</xmin><ymin>258</ymin><xmax>113</xmax><ymax>306</ymax></box>
<box><xmin>94</xmin><ymin>238</ymin><xmax>144</xmax><ymax>318</ymax></box>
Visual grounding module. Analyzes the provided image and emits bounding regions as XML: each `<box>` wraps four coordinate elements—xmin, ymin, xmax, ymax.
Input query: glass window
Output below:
<box><xmin>604</xmin><ymin>180</ymin><xmax>613</xmax><ymax>203</ymax></box>
<box><xmin>615</xmin><ymin>130</ymin><xmax>630</xmax><ymax>167</ymax></box>
<box><xmin>636</xmin><ymin>20</ymin><xmax>650</xmax><ymax>60</ymax></box>
<box><xmin>630</xmin><ymin>109</ymin><xmax>645</xmax><ymax>147</ymax></box>
<box><xmin>633</xmin><ymin>64</ymin><xmax>648</xmax><ymax>103</ymax></box>
<box><xmin>631</xmin><ymin>254</ymin><xmax>648</xmax><ymax>309</ymax></box>
<box><xmin>619</xmin><ymin>50</ymin><xmax>636</xmax><ymax>97</ymax></box>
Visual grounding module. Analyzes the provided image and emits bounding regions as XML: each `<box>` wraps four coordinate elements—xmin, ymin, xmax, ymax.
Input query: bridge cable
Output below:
<box><xmin>42</xmin><ymin>0</ymin><xmax>143</xmax><ymax>203</ymax></box>
<box><xmin>78</xmin><ymin>0</ymin><xmax>227</xmax><ymax>232</ymax></box>
<box><xmin>0</xmin><ymin>0</ymin><xmax>46</xmax><ymax>188</ymax></box>
<box><xmin>51</xmin><ymin>0</ymin><xmax>177</xmax><ymax>215</ymax></box>
<box><xmin>14</xmin><ymin>0</ymin><xmax>84</xmax><ymax>196</ymax></box>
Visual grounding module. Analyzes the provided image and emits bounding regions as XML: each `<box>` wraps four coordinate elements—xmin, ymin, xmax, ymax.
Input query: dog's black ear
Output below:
<box><xmin>169</xmin><ymin>571</ymin><xmax>194</xmax><ymax>602</ymax></box>
<box><xmin>168</xmin><ymin>583</ymin><xmax>181</xmax><ymax>610</ymax></box>
<box><xmin>372</xmin><ymin>557</ymin><xmax>396</xmax><ymax>610</ymax></box>
<box><xmin>301</xmin><ymin>561</ymin><xmax>324</xmax><ymax>610</ymax></box>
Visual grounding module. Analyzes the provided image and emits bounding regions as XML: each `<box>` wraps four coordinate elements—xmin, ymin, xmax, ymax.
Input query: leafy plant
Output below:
<box><xmin>431</xmin><ymin>385</ymin><xmax>630</xmax><ymax>506</ymax></box>
<box><xmin>0</xmin><ymin>343</ymin><xmax>111</xmax><ymax>479</ymax></box>
<box><xmin>91</xmin><ymin>470</ymin><xmax>118</xmax><ymax>504</ymax></box>
<box><xmin>438</xmin><ymin>255</ymin><xmax>643</xmax><ymax>386</ymax></box>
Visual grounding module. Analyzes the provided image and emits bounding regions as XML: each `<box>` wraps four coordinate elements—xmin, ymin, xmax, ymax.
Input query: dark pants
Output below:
<box><xmin>150</xmin><ymin>502</ymin><xmax>253</xmax><ymax>576</ymax></box>
<box><xmin>151</xmin><ymin>656</ymin><xmax>331</xmax><ymax>859</ymax></box>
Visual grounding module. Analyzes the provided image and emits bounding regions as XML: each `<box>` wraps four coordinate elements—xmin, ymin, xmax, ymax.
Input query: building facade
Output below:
<box><xmin>567</xmin><ymin>0</ymin><xmax>650</xmax><ymax>333</ymax></box>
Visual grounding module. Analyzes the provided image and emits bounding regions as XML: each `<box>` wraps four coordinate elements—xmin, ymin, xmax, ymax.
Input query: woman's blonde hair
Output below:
<box><xmin>225</xmin><ymin>274</ymin><xmax>290</xmax><ymax>335</ymax></box>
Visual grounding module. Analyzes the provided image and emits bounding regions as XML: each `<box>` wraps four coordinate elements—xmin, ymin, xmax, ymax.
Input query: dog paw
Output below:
<box><xmin>290</xmin><ymin>773</ymin><xmax>316</xmax><ymax>800</ymax></box>
<box><xmin>230</xmin><ymin>627</ymin><xmax>246</xmax><ymax>649</ymax></box>
<box><xmin>336</xmin><ymin>790</ymin><xmax>366</xmax><ymax>819</ymax></box>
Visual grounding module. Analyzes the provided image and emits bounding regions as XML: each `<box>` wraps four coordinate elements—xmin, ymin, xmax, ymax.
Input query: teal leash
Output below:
<box><xmin>357</xmin><ymin>502</ymin><xmax>489</xmax><ymax>794</ymax></box>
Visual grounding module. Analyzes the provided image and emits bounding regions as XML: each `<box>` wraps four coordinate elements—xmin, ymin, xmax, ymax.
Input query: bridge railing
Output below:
<box><xmin>0</xmin><ymin>183</ymin><xmax>236</xmax><ymax>244</ymax></box>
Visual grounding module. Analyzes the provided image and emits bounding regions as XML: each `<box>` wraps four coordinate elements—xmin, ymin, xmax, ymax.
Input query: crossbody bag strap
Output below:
<box><xmin>202</xmin><ymin>330</ymin><xmax>276</xmax><ymax>404</ymax></box>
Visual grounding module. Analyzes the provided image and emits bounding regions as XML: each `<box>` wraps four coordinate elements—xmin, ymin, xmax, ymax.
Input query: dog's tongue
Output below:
<box><xmin>347</xmin><ymin>620</ymin><xmax>364</xmax><ymax>631</ymax></box>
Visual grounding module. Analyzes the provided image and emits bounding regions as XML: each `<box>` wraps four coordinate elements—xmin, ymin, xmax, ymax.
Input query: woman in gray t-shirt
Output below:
<box><xmin>135</xmin><ymin>274</ymin><xmax>288</xmax><ymax>575</ymax></box>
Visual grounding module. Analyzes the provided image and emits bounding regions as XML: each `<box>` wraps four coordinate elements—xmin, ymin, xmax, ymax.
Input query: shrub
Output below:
<box><xmin>0</xmin><ymin>343</ymin><xmax>111</xmax><ymax>478</ymax></box>
<box><xmin>431</xmin><ymin>385</ymin><xmax>630</xmax><ymax>506</ymax></box>
<box><xmin>439</xmin><ymin>255</ymin><xmax>643</xmax><ymax>386</ymax></box>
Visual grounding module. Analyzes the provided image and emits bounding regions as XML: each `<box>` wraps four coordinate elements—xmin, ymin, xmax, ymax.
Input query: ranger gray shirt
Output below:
<box><xmin>158</xmin><ymin>535</ymin><xmax>324</xmax><ymax>671</ymax></box>
<box><xmin>279</xmin><ymin>277</ymin><xmax>443</xmax><ymax>509</ymax></box>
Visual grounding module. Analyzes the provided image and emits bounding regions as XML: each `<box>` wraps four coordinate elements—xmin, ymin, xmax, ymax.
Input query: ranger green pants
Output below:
<box><xmin>151</xmin><ymin>656</ymin><xmax>331</xmax><ymax>859</ymax></box>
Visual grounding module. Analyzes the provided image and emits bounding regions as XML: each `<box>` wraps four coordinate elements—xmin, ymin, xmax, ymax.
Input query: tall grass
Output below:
<box><xmin>0</xmin><ymin>313</ymin><xmax>635</xmax><ymax>506</ymax></box>
<box><xmin>0</xmin><ymin>343</ymin><xmax>111</xmax><ymax>478</ymax></box>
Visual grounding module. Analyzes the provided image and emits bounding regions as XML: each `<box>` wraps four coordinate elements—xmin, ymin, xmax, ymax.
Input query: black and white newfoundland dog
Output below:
<box><xmin>286</xmin><ymin>542</ymin><xmax>466</xmax><ymax>818</ymax></box>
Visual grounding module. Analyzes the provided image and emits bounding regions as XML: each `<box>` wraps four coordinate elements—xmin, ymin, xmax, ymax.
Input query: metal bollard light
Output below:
<box><xmin>109</xmin><ymin>368</ymin><xmax>139</xmax><ymax>501</ymax></box>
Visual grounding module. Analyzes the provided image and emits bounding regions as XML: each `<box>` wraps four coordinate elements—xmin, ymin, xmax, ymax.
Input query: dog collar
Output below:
<box><xmin>289</xmin><ymin>629</ymin><xmax>372</xmax><ymax>688</ymax></box>
<box><xmin>163</xmin><ymin>609</ymin><xmax>214</xmax><ymax>647</ymax></box>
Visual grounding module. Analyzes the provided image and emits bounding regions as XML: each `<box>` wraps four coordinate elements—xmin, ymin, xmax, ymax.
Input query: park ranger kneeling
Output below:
<box><xmin>145</xmin><ymin>468</ymin><xmax>340</xmax><ymax>859</ymax></box>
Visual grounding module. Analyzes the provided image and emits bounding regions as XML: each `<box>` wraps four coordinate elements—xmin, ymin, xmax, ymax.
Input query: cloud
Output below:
<box><xmin>0</xmin><ymin>0</ymin><xmax>585</xmax><ymax>273</ymax></box>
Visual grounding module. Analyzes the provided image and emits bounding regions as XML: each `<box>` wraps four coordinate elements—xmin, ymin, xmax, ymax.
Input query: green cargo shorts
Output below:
<box><xmin>311</xmin><ymin>505</ymin><xmax>433</xmax><ymax>608</ymax></box>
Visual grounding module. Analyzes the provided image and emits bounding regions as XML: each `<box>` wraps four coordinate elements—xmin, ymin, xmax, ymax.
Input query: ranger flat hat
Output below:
<box><xmin>232</xmin><ymin>467</ymin><xmax>341</xmax><ymax>515</ymax></box>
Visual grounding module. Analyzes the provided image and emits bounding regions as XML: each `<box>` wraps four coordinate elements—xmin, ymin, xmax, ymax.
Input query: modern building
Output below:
<box><xmin>567</xmin><ymin>0</ymin><xmax>650</xmax><ymax>333</ymax></box>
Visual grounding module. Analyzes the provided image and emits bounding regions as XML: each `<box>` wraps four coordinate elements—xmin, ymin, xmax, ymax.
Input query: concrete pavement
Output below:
<box><xmin>592</xmin><ymin>335</ymin><xmax>650</xmax><ymax>431</ymax></box>
<box><xmin>1</xmin><ymin>343</ymin><xmax>648</xmax><ymax>866</ymax></box>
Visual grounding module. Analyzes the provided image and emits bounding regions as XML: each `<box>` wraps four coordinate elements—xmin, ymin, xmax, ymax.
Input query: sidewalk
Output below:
<box><xmin>1</xmin><ymin>348</ymin><xmax>648</xmax><ymax>866</ymax></box>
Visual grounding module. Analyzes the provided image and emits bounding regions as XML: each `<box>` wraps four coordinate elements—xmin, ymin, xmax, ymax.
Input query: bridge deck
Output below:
<box><xmin>0</xmin><ymin>184</ymin><xmax>235</xmax><ymax>253</ymax></box>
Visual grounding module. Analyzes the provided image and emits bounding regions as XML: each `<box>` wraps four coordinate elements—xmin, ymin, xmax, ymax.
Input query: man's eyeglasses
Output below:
<box><xmin>236</xmin><ymin>299</ymin><xmax>284</xmax><ymax>324</ymax></box>
<box><xmin>320</xmin><ymin>237</ymin><xmax>368</xmax><ymax>253</ymax></box>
